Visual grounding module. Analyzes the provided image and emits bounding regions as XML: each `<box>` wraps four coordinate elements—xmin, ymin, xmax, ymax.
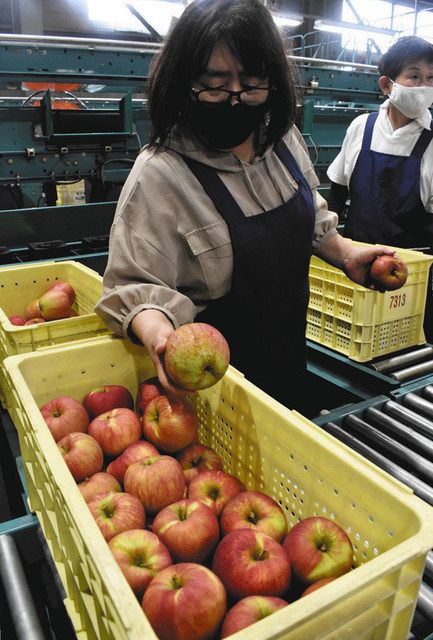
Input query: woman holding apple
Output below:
<box><xmin>95</xmin><ymin>0</ymin><xmax>396</xmax><ymax>412</ymax></box>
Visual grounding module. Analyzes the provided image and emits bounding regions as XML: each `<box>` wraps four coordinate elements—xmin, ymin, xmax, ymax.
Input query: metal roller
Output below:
<box><xmin>425</xmin><ymin>552</ymin><xmax>433</xmax><ymax>582</ymax></box>
<box><xmin>417</xmin><ymin>582</ymin><xmax>433</xmax><ymax>620</ymax></box>
<box><xmin>343</xmin><ymin>414</ymin><xmax>433</xmax><ymax>483</ymax></box>
<box><xmin>364</xmin><ymin>407</ymin><xmax>433</xmax><ymax>460</ymax></box>
<box><xmin>371</xmin><ymin>346</ymin><xmax>433</xmax><ymax>373</ymax></box>
<box><xmin>402</xmin><ymin>392</ymin><xmax>433</xmax><ymax>420</ymax></box>
<box><xmin>384</xmin><ymin>401</ymin><xmax>433</xmax><ymax>439</ymax></box>
<box><xmin>390</xmin><ymin>359</ymin><xmax>433</xmax><ymax>381</ymax></box>
<box><xmin>0</xmin><ymin>535</ymin><xmax>46</xmax><ymax>640</ymax></box>
<box><xmin>423</xmin><ymin>385</ymin><xmax>433</xmax><ymax>403</ymax></box>
<box><xmin>322</xmin><ymin>421</ymin><xmax>433</xmax><ymax>506</ymax></box>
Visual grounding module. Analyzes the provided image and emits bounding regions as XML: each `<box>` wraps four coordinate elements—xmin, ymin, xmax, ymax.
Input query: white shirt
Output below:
<box><xmin>327</xmin><ymin>100</ymin><xmax>433</xmax><ymax>213</ymax></box>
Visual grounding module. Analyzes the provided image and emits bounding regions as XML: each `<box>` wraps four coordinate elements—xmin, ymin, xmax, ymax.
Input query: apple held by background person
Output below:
<box><xmin>136</xmin><ymin>377</ymin><xmax>165</xmax><ymax>416</ymax></box>
<box><xmin>143</xmin><ymin>396</ymin><xmax>199</xmax><ymax>453</ymax></box>
<box><xmin>369</xmin><ymin>254</ymin><xmax>408</xmax><ymax>291</ymax></box>
<box><xmin>57</xmin><ymin>432</ymin><xmax>104</xmax><ymax>482</ymax></box>
<box><xmin>283</xmin><ymin>516</ymin><xmax>353</xmax><ymax>584</ymax></box>
<box><xmin>187</xmin><ymin>469</ymin><xmax>245</xmax><ymax>516</ymax></box>
<box><xmin>212</xmin><ymin>529</ymin><xmax>291</xmax><ymax>600</ymax></box>
<box><xmin>24</xmin><ymin>299</ymin><xmax>43</xmax><ymax>320</ymax></box>
<box><xmin>39</xmin><ymin>395</ymin><xmax>90</xmax><ymax>442</ymax></box>
<box><xmin>300</xmin><ymin>576</ymin><xmax>337</xmax><ymax>597</ymax></box>
<box><xmin>83</xmin><ymin>384</ymin><xmax>134</xmax><ymax>419</ymax></box>
<box><xmin>152</xmin><ymin>499</ymin><xmax>219</xmax><ymax>564</ymax></box>
<box><xmin>220</xmin><ymin>491</ymin><xmax>288</xmax><ymax>543</ymax></box>
<box><xmin>220</xmin><ymin>595</ymin><xmax>288</xmax><ymax>638</ymax></box>
<box><xmin>39</xmin><ymin>289</ymin><xmax>71</xmax><ymax>320</ymax></box>
<box><xmin>8</xmin><ymin>315</ymin><xmax>26</xmax><ymax>326</ymax></box>
<box><xmin>78</xmin><ymin>471</ymin><xmax>122</xmax><ymax>503</ymax></box>
<box><xmin>87</xmin><ymin>408</ymin><xmax>142</xmax><ymax>457</ymax></box>
<box><xmin>124</xmin><ymin>455</ymin><xmax>185</xmax><ymax>514</ymax></box>
<box><xmin>106</xmin><ymin>440</ymin><xmax>159</xmax><ymax>485</ymax></box>
<box><xmin>88</xmin><ymin>490</ymin><xmax>146</xmax><ymax>542</ymax></box>
<box><xmin>47</xmin><ymin>280</ymin><xmax>76</xmax><ymax>305</ymax></box>
<box><xmin>177</xmin><ymin>443</ymin><xmax>223</xmax><ymax>485</ymax></box>
<box><xmin>164</xmin><ymin>322</ymin><xmax>230</xmax><ymax>391</ymax></box>
<box><xmin>109</xmin><ymin>528</ymin><xmax>172</xmax><ymax>596</ymax></box>
<box><xmin>142</xmin><ymin>562</ymin><xmax>227</xmax><ymax>640</ymax></box>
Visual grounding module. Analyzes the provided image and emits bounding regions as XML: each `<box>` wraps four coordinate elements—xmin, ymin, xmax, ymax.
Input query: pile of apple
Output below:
<box><xmin>8</xmin><ymin>279</ymin><xmax>78</xmax><ymax>326</ymax></box>
<box><xmin>37</xmin><ymin>323</ymin><xmax>355</xmax><ymax>640</ymax></box>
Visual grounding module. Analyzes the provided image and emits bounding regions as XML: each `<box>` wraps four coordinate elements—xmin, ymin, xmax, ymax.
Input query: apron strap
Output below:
<box><xmin>361</xmin><ymin>112</ymin><xmax>379</xmax><ymax>151</ymax></box>
<box><xmin>410</xmin><ymin>124</ymin><xmax>433</xmax><ymax>159</ymax></box>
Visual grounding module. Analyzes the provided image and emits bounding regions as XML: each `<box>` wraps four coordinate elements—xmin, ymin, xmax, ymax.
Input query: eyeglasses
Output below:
<box><xmin>191</xmin><ymin>86</ymin><xmax>272</xmax><ymax>105</ymax></box>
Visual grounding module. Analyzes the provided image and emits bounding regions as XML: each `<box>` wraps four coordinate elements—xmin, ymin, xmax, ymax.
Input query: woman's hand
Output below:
<box><xmin>131</xmin><ymin>309</ymin><xmax>190</xmax><ymax>398</ymax></box>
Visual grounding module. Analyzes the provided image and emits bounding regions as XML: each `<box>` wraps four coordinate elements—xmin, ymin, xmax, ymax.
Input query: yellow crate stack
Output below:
<box><xmin>307</xmin><ymin>244</ymin><xmax>433</xmax><ymax>362</ymax></box>
<box><xmin>3</xmin><ymin>335</ymin><xmax>433</xmax><ymax>640</ymax></box>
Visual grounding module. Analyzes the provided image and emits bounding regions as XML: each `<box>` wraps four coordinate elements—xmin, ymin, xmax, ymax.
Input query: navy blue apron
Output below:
<box><xmin>345</xmin><ymin>111</ymin><xmax>433</xmax><ymax>248</ymax></box>
<box><xmin>181</xmin><ymin>141</ymin><xmax>315</xmax><ymax>409</ymax></box>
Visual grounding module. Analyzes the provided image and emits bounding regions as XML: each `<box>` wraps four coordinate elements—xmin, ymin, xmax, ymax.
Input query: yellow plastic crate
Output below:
<box><xmin>0</xmin><ymin>260</ymin><xmax>109</xmax><ymax>409</ymax></box>
<box><xmin>3</xmin><ymin>335</ymin><xmax>433</xmax><ymax>640</ymax></box>
<box><xmin>307</xmin><ymin>244</ymin><xmax>433</xmax><ymax>362</ymax></box>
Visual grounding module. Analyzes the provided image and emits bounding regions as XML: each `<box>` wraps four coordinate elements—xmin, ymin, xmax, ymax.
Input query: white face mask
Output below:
<box><xmin>388</xmin><ymin>79</ymin><xmax>433</xmax><ymax>119</ymax></box>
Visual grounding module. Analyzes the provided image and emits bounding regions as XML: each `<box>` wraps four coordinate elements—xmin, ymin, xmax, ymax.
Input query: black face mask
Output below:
<box><xmin>188</xmin><ymin>100</ymin><xmax>268</xmax><ymax>150</ymax></box>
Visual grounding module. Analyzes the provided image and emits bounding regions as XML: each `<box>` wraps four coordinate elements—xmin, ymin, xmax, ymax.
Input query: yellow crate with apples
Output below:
<box><xmin>307</xmin><ymin>243</ymin><xmax>433</xmax><ymax>362</ymax></box>
<box><xmin>0</xmin><ymin>260</ymin><xmax>110</xmax><ymax>409</ymax></box>
<box><xmin>3</xmin><ymin>334</ymin><xmax>433</xmax><ymax>640</ymax></box>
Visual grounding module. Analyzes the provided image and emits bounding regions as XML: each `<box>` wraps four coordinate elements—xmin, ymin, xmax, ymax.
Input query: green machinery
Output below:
<box><xmin>0</xmin><ymin>34</ymin><xmax>383</xmax><ymax>271</ymax></box>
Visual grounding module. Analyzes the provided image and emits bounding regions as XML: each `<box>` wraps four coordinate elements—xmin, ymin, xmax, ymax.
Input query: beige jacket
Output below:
<box><xmin>95</xmin><ymin>126</ymin><xmax>338</xmax><ymax>336</ymax></box>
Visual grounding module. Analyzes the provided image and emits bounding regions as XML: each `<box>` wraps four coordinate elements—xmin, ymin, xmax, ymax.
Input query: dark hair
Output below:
<box><xmin>147</xmin><ymin>0</ymin><xmax>297</xmax><ymax>148</ymax></box>
<box><xmin>378</xmin><ymin>35</ymin><xmax>433</xmax><ymax>79</ymax></box>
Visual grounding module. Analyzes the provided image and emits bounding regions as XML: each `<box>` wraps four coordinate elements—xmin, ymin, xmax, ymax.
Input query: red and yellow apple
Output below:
<box><xmin>282</xmin><ymin>516</ymin><xmax>353</xmax><ymax>584</ymax></box>
<box><xmin>87</xmin><ymin>408</ymin><xmax>142</xmax><ymax>457</ymax></box>
<box><xmin>143</xmin><ymin>396</ymin><xmax>199</xmax><ymax>453</ymax></box>
<box><xmin>39</xmin><ymin>395</ymin><xmax>89</xmax><ymax>442</ymax></box>
<box><xmin>220</xmin><ymin>491</ymin><xmax>288</xmax><ymax>542</ymax></box>
<box><xmin>109</xmin><ymin>529</ymin><xmax>172</xmax><ymax>596</ymax></box>
<box><xmin>187</xmin><ymin>469</ymin><xmax>244</xmax><ymax>516</ymax></box>
<box><xmin>39</xmin><ymin>289</ymin><xmax>71</xmax><ymax>320</ymax></box>
<box><xmin>24</xmin><ymin>299</ymin><xmax>43</xmax><ymax>320</ymax></box>
<box><xmin>177</xmin><ymin>443</ymin><xmax>223</xmax><ymax>485</ymax></box>
<box><xmin>152</xmin><ymin>499</ymin><xmax>219</xmax><ymax>564</ymax></box>
<box><xmin>164</xmin><ymin>322</ymin><xmax>230</xmax><ymax>390</ymax></box>
<box><xmin>124</xmin><ymin>455</ymin><xmax>185</xmax><ymax>514</ymax></box>
<box><xmin>220</xmin><ymin>595</ymin><xmax>288</xmax><ymax>638</ymax></box>
<box><xmin>370</xmin><ymin>254</ymin><xmax>408</xmax><ymax>291</ymax></box>
<box><xmin>142</xmin><ymin>563</ymin><xmax>227</xmax><ymax>640</ymax></box>
<box><xmin>78</xmin><ymin>471</ymin><xmax>122</xmax><ymax>502</ymax></box>
<box><xmin>212</xmin><ymin>529</ymin><xmax>291</xmax><ymax>600</ymax></box>
<box><xmin>136</xmin><ymin>377</ymin><xmax>165</xmax><ymax>416</ymax></box>
<box><xmin>300</xmin><ymin>576</ymin><xmax>337</xmax><ymax>597</ymax></box>
<box><xmin>57</xmin><ymin>432</ymin><xmax>104</xmax><ymax>482</ymax></box>
<box><xmin>25</xmin><ymin>318</ymin><xmax>46</xmax><ymax>325</ymax></box>
<box><xmin>106</xmin><ymin>440</ymin><xmax>159</xmax><ymax>485</ymax></box>
<box><xmin>88</xmin><ymin>490</ymin><xmax>146</xmax><ymax>541</ymax></box>
<box><xmin>47</xmin><ymin>280</ymin><xmax>76</xmax><ymax>305</ymax></box>
<box><xmin>83</xmin><ymin>384</ymin><xmax>134</xmax><ymax>418</ymax></box>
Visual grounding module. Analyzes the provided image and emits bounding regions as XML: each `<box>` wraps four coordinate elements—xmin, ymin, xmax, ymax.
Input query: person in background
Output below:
<box><xmin>327</xmin><ymin>36</ymin><xmax>433</xmax><ymax>339</ymax></box>
<box><xmin>95</xmin><ymin>0</ymin><xmax>395</xmax><ymax>413</ymax></box>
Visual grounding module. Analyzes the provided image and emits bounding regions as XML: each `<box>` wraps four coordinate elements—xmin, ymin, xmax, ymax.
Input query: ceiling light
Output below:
<box><xmin>314</xmin><ymin>18</ymin><xmax>400</xmax><ymax>39</ymax></box>
<box><xmin>272</xmin><ymin>13</ymin><xmax>304</xmax><ymax>28</ymax></box>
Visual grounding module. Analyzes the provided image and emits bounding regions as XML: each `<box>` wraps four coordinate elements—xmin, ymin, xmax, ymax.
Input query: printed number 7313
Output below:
<box><xmin>390</xmin><ymin>293</ymin><xmax>406</xmax><ymax>308</ymax></box>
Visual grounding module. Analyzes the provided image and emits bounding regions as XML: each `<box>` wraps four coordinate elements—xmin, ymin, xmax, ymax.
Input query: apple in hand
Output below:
<box><xmin>87</xmin><ymin>408</ymin><xmax>142</xmax><ymax>457</ymax></box>
<box><xmin>47</xmin><ymin>280</ymin><xmax>76</xmax><ymax>305</ymax></box>
<box><xmin>220</xmin><ymin>595</ymin><xmax>288</xmax><ymax>638</ymax></box>
<box><xmin>78</xmin><ymin>471</ymin><xmax>122</xmax><ymax>503</ymax></box>
<box><xmin>142</xmin><ymin>563</ymin><xmax>227</xmax><ymax>640</ymax></box>
<box><xmin>143</xmin><ymin>396</ymin><xmax>199</xmax><ymax>453</ymax></box>
<box><xmin>220</xmin><ymin>491</ymin><xmax>288</xmax><ymax>542</ymax></box>
<box><xmin>300</xmin><ymin>576</ymin><xmax>337</xmax><ymax>597</ymax></box>
<box><xmin>164</xmin><ymin>322</ymin><xmax>230</xmax><ymax>391</ymax></box>
<box><xmin>177</xmin><ymin>443</ymin><xmax>223</xmax><ymax>485</ymax></box>
<box><xmin>109</xmin><ymin>529</ymin><xmax>172</xmax><ymax>596</ymax></box>
<box><xmin>106</xmin><ymin>440</ymin><xmax>159</xmax><ymax>485</ymax></box>
<box><xmin>152</xmin><ymin>499</ymin><xmax>219</xmax><ymax>564</ymax></box>
<box><xmin>83</xmin><ymin>384</ymin><xmax>134</xmax><ymax>419</ymax></box>
<box><xmin>187</xmin><ymin>470</ymin><xmax>244</xmax><ymax>516</ymax></box>
<box><xmin>39</xmin><ymin>289</ymin><xmax>71</xmax><ymax>320</ymax></box>
<box><xmin>212</xmin><ymin>529</ymin><xmax>291</xmax><ymax>600</ymax></box>
<box><xmin>24</xmin><ymin>299</ymin><xmax>43</xmax><ymax>320</ymax></box>
<box><xmin>57</xmin><ymin>432</ymin><xmax>104</xmax><ymax>482</ymax></box>
<box><xmin>39</xmin><ymin>395</ymin><xmax>90</xmax><ymax>442</ymax></box>
<box><xmin>88</xmin><ymin>491</ymin><xmax>145</xmax><ymax>542</ymax></box>
<box><xmin>136</xmin><ymin>377</ymin><xmax>164</xmax><ymax>416</ymax></box>
<box><xmin>124</xmin><ymin>455</ymin><xmax>185</xmax><ymax>514</ymax></box>
<box><xmin>370</xmin><ymin>254</ymin><xmax>408</xmax><ymax>291</ymax></box>
<box><xmin>8</xmin><ymin>315</ymin><xmax>26</xmax><ymax>326</ymax></box>
<box><xmin>283</xmin><ymin>516</ymin><xmax>353</xmax><ymax>584</ymax></box>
